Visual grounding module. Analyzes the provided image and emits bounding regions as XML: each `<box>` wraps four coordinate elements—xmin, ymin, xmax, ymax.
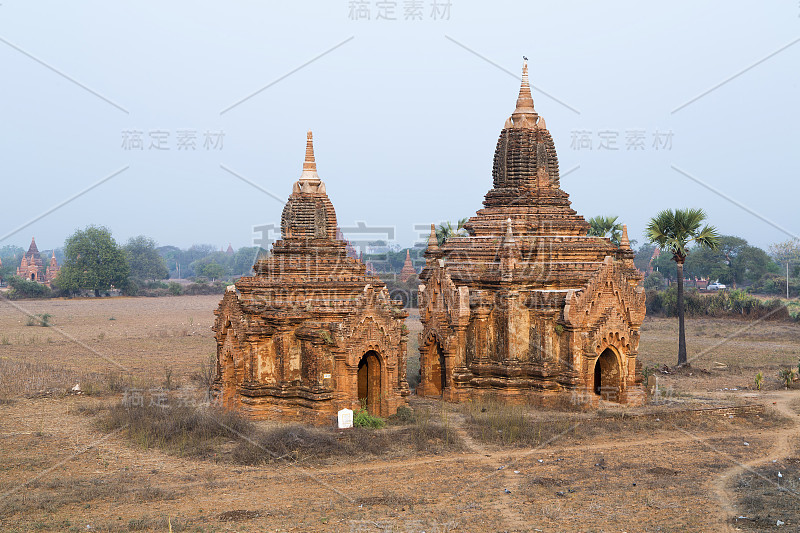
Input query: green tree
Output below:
<box><xmin>57</xmin><ymin>226</ymin><xmax>130</xmax><ymax>297</ymax></box>
<box><xmin>646</xmin><ymin>208</ymin><xmax>720</xmax><ymax>366</ymax></box>
<box><xmin>197</xmin><ymin>261</ymin><xmax>226</xmax><ymax>282</ymax></box>
<box><xmin>0</xmin><ymin>245</ymin><xmax>24</xmax><ymax>284</ymax></box>
<box><xmin>642</xmin><ymin>271</ymin><xmax>665</xmax><ymax>291</ymax></box>
<box><xmin>731</xmin><ymin>245</ymin><xmax>775</xmax><ymax>286</ymax></box>
<box><xmin>436</xmin><ymin>218</ymin><xmax>468</xmax><ymax>246</ymax></box>
<box><xmin>232</xmin><ymin>247</ymin><xmax>265</xmax><ymax>276</ymax></box>
<box><xmin>633</xmin><ymin>243</ymin><xmax>657</xmax><ymax>273</ymax></box>
<box><xmin>770</xmin><ymin>238</ymin><xmax>800</xmax><ymax>283</ymax></box>
<box><xmin>124</xmin><ymin>236</ymin><xmax>169</xmax><ymax>282</ymax></box>
<box><xmin>587</xmin><ymin>215</ymin><xmax>623</xmax><ymax>245</ymax></box>
<box><xmin>682</xmin><ymin>236</ymin><xmax>774</xmax><ymax>288</ymax></box>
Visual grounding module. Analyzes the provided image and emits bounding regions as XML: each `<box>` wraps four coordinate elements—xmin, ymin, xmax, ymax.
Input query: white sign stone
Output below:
<box><xmin>337</xmin><ymin>408</ymin><xmax>353</xmax><ymax>429</ymax></box>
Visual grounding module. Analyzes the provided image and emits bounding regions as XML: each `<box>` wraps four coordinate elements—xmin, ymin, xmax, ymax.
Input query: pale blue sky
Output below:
<box><xmin>1</xmin><ymin>1</ymin><xmax>798</xmax><ymax>252</ymax></box>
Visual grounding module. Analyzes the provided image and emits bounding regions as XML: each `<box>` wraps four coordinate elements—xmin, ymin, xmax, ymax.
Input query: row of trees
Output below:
<box><xmin>156</xmin><ymin>245</ymin><xmax>263</xmax><ymax>280</ymax></box>
<box><xmin>637</xmin><ymin>236</ymin><xmax>780</xmax><ymax>287</ymax></box>
<box><xmin>0</xmin><ymin>226</ymin><xmax>266</xmax><ymax>296</ymax></box>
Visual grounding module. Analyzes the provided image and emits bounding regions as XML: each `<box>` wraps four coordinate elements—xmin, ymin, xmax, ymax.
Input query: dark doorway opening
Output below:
<box><xmin>594</xmin><ymin>362</ymin><xmax>602</xmax><ymax>395</ymax></box>
<box><xmin>357</xmin><ymin>350</ymin><xmax>382</xmax><ymax>416</ymax></box>
<box><xmin>593</xmin><ymin>348</ymin><xmax>621</xmax><ymax>402</ymax></box>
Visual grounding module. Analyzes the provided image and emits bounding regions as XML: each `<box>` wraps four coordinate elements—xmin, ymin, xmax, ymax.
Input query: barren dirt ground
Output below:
<box><xmin>1</xmin><ymin>295</ymin><xmax>799</xmax><ymax>532</ymax></box>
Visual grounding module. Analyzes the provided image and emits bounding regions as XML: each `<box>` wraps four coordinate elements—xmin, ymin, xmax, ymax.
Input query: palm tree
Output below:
<box><xmin>436</xmin><ymin>218</ymin><xmax>468</xmax><ymax>246</ymax></box>
<box><xmin>587</xmin><ymin>215</ymin><xmax>623</xmax><ymax>245</ymax></box>
<box><xmin>646</xmin><ymin>208</ymin><xmax>720</xmax><ymax>366</ymax></box>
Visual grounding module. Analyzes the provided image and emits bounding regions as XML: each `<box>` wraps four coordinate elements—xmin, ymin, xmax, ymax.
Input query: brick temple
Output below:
<box><xmin>213</xmin><ymin>132</ymin><xmax>410</xmax><ymax>423</ymax></box>
<box><xmin>399</xmin><ymin>249</ymin><xmax>417</xmax><ymax>282</ymax></box>
<box><xmin>16</xmin><ymin>238</ymin><xmax>59</xmax><ymax>286</ymax></box>
<box><xmin>417</xmin><ymin>61</ymin><xmax>646</xmax><ymax>405</ymax></box>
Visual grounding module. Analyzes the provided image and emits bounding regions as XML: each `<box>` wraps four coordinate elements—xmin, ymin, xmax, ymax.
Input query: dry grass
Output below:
<box><xmin>0</xmin><ymin>296</ymin><xmax>216</xmax><ymax>389</ymax></box>
<box><xmin>462</xmin><ymin>400</ymin><xmax>578</xmax><ymax>447</ymax></box>
<box><xmin>639</xmin><ymin>316</ymin><xmax>800</xmax><ymax>370</ymax></box>
<box><xmin>1</xmin><ymin>297</ymin><xmax>799</xmax><ymax>531</ymax></box>
<box><xmin>101</xmin><ymin>400</ymin><xmax>464</xmax><ymax>466</ymax></box>
<box><xmin>732</xmin><ymin>454</ymin><xmax>800</xmax><ymax>529</ymax></box>
<box><xmin>0</xmin><ymin>357</ymin><xmax>96</xmax><ymax>401</ymax></box>
<box><xmin>461</xmin><ymin>398</ymin><xmax>790</xmax><ymax>447</ymax></box>
<box><xmin>101</xmin><ymin>402</ymin><xmax>254</xmax><ymax>461</ymax></box>
<box><xmin>0</xmin><ymin>471</ymin><xmax>181</xmax><ymax>518</ymax></box>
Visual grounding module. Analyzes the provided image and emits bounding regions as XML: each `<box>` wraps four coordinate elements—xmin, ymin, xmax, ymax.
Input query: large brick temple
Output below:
<box><xmin>417</xmin><ymin>61</ymin><xmax>646</xmax><ymax>405</ymax></box>
<box><xmin>213</xmin><ymin>132</ymin><xmax>410</xmax><ymax>423</ymax></box>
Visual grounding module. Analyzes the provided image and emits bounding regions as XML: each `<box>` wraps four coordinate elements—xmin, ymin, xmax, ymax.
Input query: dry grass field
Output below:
<box><xmin>1</xmin><ymin>295</ymin><xmax>799</xmax><ymax>532</ymax></box>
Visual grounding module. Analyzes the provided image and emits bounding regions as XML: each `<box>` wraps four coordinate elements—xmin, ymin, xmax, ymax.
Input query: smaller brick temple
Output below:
<box><xmin>16</xmin><ymin>238</ymin><xmax>59</xmax><ymax>285</ymax></box>
<box><xmin>417</xmin><ymin>61</ymin><xmax>646</xmax><ymax>405</ymax></box>
<box><xmin>399</xmin><ymin>250</ymin><xmax>417</xmax><ymax>282</ymax></box>
<box><xmin>213</xmin><ymin>132</ymin><xmax>410</xmax><ymax>423</ymax></box>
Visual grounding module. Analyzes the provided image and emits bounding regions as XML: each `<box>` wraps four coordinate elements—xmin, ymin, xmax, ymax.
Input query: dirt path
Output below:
<box><xmin>446</xmin><ymin>413</ymin><xmax>529</xmax><ymax>533</ymax></box>
<box><xmin>712</xmin><ymin>391</ymin><xmax>800</xmax><ymax>531</ymax></box>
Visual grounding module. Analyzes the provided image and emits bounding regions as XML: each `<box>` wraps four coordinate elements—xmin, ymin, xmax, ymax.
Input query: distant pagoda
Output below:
<box><xmin>399</xmin><ymin>249</ymin><xmax>417</xmax><ymax>282</ymax></box>
<box><xmin>16</xmin><ymin>237</ymin><xmax>59</xmax><ymax>286</ymax></box>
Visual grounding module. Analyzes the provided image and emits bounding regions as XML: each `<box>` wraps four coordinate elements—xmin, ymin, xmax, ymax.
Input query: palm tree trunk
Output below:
<box><xmin>677</xmin><ymin>261</ymin><xmax>687</xmax><ymax>366</ymax></box>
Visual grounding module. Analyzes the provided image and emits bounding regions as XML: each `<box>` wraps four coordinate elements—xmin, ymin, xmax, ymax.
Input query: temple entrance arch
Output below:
<box><xmin>358</xmin><ymin>350</ymin><xmax>382</xmax><ymax>416</ymax></box>
<box><xmin>593</xmin><ymin>347</ymin><xmax>622</xmax><ymax>402</ymax></box>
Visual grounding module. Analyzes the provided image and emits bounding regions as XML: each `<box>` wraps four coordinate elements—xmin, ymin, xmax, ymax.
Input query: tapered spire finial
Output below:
<box><xmin>300</xmin><ymin>131</ymin><xmax>319</xmax><ymax>180</ymax></box>
<box><xmin>427</xmin><ymin>224</ymin><xmax>440</xmax><ymax>252</ymax></box>
<box><xmin>513</xmin><ymin>59</ymin><xmax>536</xmax><ymax>116</ymax></box>
<box><xmin>620</xmin><ymin>224</ymin><xmax>631</xmax><ymax>250</ymax></box>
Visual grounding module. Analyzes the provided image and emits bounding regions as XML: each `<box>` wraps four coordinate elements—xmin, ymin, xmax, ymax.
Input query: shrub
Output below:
<box><xmin>749</xmin><ymin>273</ymin><xmax>800</xmax><ymax>297</ymax></box>
<box><xmin>643</xmin><ymin>271</ymin><xmax>665</xmax><ymax>291</ymax></box>
<box><xmin>190</xmin><ymin>354</ymin><xmax>216</xmax><ymax>392</ymax></box>
<box><xmin>353</xmin><ymin>409</ymin><xmax>386</xmax><ymax>429</ymax></box>
<box><xmin>183</xmin><ymin>281</ymin><xmax>227</xmax><ymax>295</ymax></box>
<box><xmin>167</xmin><ymin>282</ymin><xmax>183</xmax><ymax>296</ymax></box>
<box><xmin>231</xmin><ymin>425</ymin><xmax>346</xmax><ymax>465</ymax></box>
<box><xmin>755</xmin><ymin>371</ymin><xmax>763</xmax><ymax>391</ymax></box>
<box><xmin>646</xmin><ymin>286</ymin><xmax>792</xmax><ymax>321</ymax></box>
<box><xmin>6</xmin><ymin>276</ymin><xmax>51</xmax><ymax>299</ymax></box>
<box><xmin>101</xmin><ymin>403</ymin><xmax>254</xmax><ymax>459</ymax></box>
<box><xmin>778</xmin><ymin>368</ymin><xmax>796</xmax><ymax>389</ymax></box>
<box><xmin>387</xmin><ymin>405</ymin><xmax>415</xmax><ymax>425</ymax></box>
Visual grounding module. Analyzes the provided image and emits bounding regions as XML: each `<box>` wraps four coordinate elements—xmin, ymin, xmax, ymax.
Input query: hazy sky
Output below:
<box><xmin>1</xmin><ymin>1</ymin><xmax>798</xmax><ymax>253</ymax></box>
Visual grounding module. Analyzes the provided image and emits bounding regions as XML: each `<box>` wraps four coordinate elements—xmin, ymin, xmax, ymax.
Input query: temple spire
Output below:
<box><xmin>426</xmin><ymin>224</ymin><xmax>440</xmax><ymax>254</ymax></box>
<box><xmin>513</xmin><ymin>59</ymin><xmax>536</xmax><ymax>117</ymax></box>
<box><xmin>300</xmin><ymin>131</ymin><xmax>319</xmax><ymax>181</ymax></box>
<box><xmin>620</xmin><ymin>224</ymin><xmax>631</xmax><ymax>251</ymax></box>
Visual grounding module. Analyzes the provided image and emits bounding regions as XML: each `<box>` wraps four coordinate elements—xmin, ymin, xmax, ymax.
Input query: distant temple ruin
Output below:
<box><xmin>417</xmin><ymin>61</ymin><xmax>646</xmax><ymax>405</ymax></box>
<box><xmin>399</xmin><ymin>250</ymin><xmax>417</xmax><ymax>282</ymax></box>
<box><xmin>16</xmin><ymin>238</ymin><xmax>59</xmax><ymax>286</ymax></box>
<box><xmin>213</xmin><ymin>132</ymin><xmax>410</xmax><ymax>423</ymax></box>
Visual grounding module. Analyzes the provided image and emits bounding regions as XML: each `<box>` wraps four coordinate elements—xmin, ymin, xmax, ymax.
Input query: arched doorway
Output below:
<box><xmin>426</xmin><ymin>341</ymin><xmax>446</xmax><ymax>396</ymax></box>
<box><xmin>358</xmin><ymin>350</ymin><xmax>382</xmax><ymax>416</ymax></box>
<box><xmin>593</xmin><ymin>348</ymin><xmax>621</xmax><ymax>402</ymax></box>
